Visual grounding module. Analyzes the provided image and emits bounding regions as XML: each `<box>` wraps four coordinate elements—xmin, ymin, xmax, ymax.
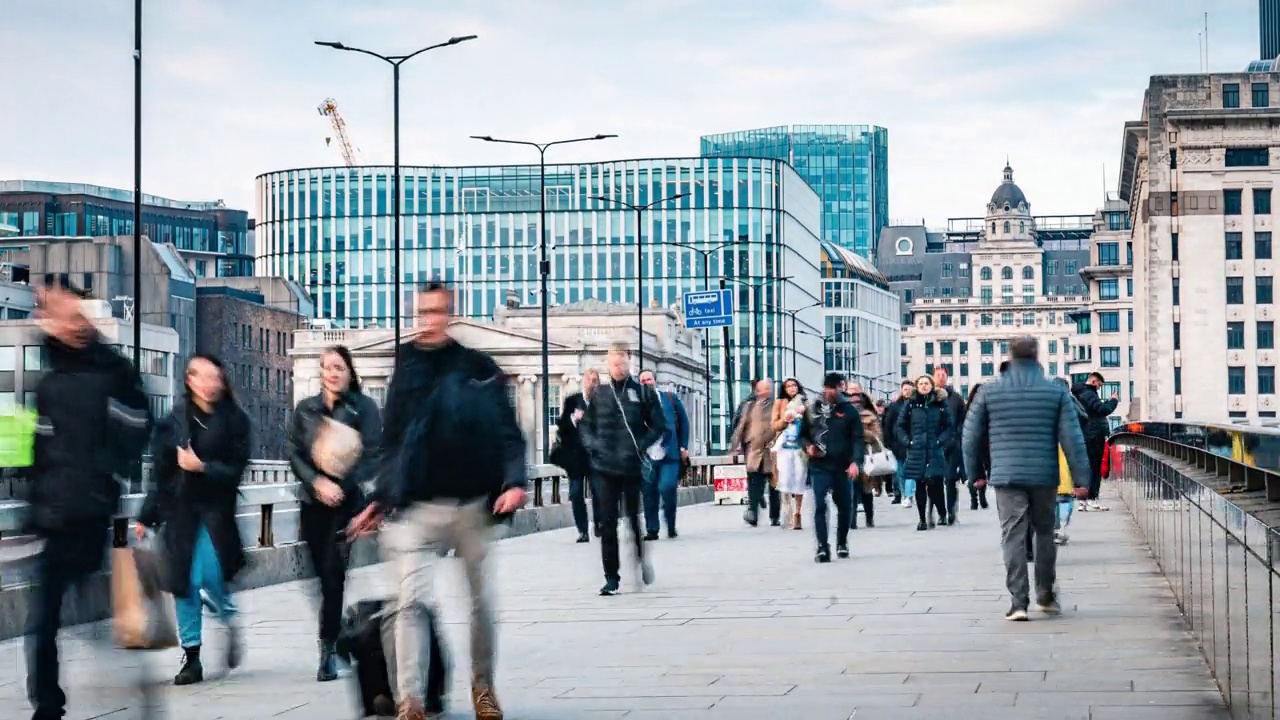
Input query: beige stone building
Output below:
<box><xmin>290</xmin><ymin>299</ymin><xmax>709</xmax><ymax>461</ymax></box>
<box><xmin>1120</xmin><ymin>72</ymin><xmax>1280</xmax><ymax>422</ymax></box>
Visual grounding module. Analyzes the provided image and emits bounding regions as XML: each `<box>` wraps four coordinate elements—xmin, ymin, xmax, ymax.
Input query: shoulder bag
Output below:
<box><xmin>862</xmin><ymin>435</ymin><xmax>899</xmax><ymax>477</ymax></box>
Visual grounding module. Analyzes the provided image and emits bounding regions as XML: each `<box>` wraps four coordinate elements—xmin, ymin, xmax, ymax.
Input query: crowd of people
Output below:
<box><xmin>18</xmin><ymin>272</ymin><xmax>1121</xmax><ymax>720</ymax></box>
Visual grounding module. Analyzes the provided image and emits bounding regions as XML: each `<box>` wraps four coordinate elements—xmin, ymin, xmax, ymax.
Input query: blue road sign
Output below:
<box><xmin>683</xmin><ymin>289</ymin><xmax>734</xmax><ymax>329</ymax></box>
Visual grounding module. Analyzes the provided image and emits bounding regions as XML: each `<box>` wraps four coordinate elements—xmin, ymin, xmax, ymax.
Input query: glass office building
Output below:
<box><xmin>700</xmin><ymin>125</ymin><xmax>889</xmax><ymax>260</ymax></box>
<box><xmin>820</xmin><ymin>243</ymin><xmax>900</xmax><ymax>399</ymax></box>
<box><xmin>255</xmin><ymin>158</ymin><xmax>825</xmax><ymax>447</ymax></box>
<box><xmin>0</xmin><ymin>180</ymin><xmax>252</xmax><ymax>277</ymax></box>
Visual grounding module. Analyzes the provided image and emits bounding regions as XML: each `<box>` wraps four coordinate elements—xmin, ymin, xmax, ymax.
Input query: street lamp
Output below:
<box><xmin>721</xmin><ymin>276</ymin><xmax>792</xmax><ymax>416</ymax></box>
<box><xmin>470</xmin><ymin>133</ymin><xmax>617</xmax><ymax>461</ymax></box>
<box><xmin>588</xmin><ymin>192</ymin><xmax>688</xmax><ymax>371</ymax></box>
<box><xmin>315</xmin><ymin>35</ymin><xmax>478</xmax><ymax>362</ymax></box>
<box><xmin>797</xmin><ymin>328</ymin><xmax>862</xmax><ymax>375</ymax></box>
<box><xmin>769</xmin><ymin>300</ymin><xmax>823</xmax><ymax>379</ymax></box>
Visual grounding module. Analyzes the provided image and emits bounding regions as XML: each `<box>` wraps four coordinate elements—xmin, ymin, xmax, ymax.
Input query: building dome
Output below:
<box><xmin>988</xmin><ymin>163</ymin><xmax>1028</xmax><ymax>212</ymax></box>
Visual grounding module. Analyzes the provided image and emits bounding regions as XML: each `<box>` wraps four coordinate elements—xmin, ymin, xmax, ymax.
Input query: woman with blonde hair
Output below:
<box><xmin>771</xmin><ymin>378</ymin><xmax>808</xmax><ymax>529</ymax></box>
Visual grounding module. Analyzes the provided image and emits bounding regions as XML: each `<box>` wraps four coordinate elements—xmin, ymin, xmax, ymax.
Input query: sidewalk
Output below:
<box><xmin>0</xmin><ymin>488</ymin><xmax>1227</xmax><ymax>719</ymax></box>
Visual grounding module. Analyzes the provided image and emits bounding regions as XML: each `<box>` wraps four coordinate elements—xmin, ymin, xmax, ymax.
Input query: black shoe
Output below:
<box><xmin>770</xmin><ymin>518</ymin><xmax>781</xmax><ymax>527</ymax></box>
<box><xmin>970</xmin><ymin>500</ymin><xmax>979</xmax><ymax>511</ymax></box>
<box><xmin>174</xmin><ymin>647</ymin><xmax>203</xmax><ymax>686</ymax></box>
<box><xmin>744</xmin><ymin>509</ymin><xmax>758</xmax><ymax>527</ymax></box>
<box><xmin>226</xmin><ymin>623</ymin><xmax>243</xmax><ymax>670</ymax></box>
<box><xmin>890</xmin><ymin>496</ymin><xmax>902</xmax><ymax>505</ymax></box>
<box><xmin>849</xmin><ymin>520</ymin><xmax>858</xmax><ymax>530</ymax></box>
<box><xmin>317</xmin><ymin>640</ymin><xmax>338</xmax><ymax>682</ymax></box>
<box><xmin>1036</xmin><ymin>590</ymin><xmax>1062</xmax><ymax>615</ymax></box>
<box><xmin>928</xmin><ymin>518</ymin><xmax>936</xmax><ymax>529</ymax></box>
<box><xmin>916</xmin><ymin>521</ymin><xmax>928</xmax><ymax>531</ymax></box>
<box><xmin>600</xmin><ymin>577</ymin><xmax>620</xmax><ymax>596</ymax></box>
<box><xmin>980</xmin><ymin>497</ymin><xmax>989</xmax><ymax>509</ymax></box>
<box><xmin>866</xmin><ymin>515</ymin><xmax>875</xmax><ymax>528</ymax></box>
<box><xmin>836</xmin><ymin>544</ymin><xmax>849</xmax><ymax>559</ymax></box>
<box><xmin>815</xmin><ymin>546</ymin><xmax>831</xmax><ymax>563</ymax></box>
<box><xmin>576</xmin><ymin>532</ymin><xmax>590</xmax><ymax>543</ymax></box>
<box><xmin>643</xmin><ymin>532</ymin><xmax>659</xmax><ymax>541</ymax></box>
<box><xmin>593</xmin><ymin>522</ymin><xmax>601</xmax><ymax>537</ymax></box>
<box><xmin>667</xmin><ymin>528</ymin><xmax>678</xmax><ymax>539</ymax></box>
<box><xmin>948</xmin><ymin>512</ymin><xmax>957</xmax><ymax>525</ymax></box>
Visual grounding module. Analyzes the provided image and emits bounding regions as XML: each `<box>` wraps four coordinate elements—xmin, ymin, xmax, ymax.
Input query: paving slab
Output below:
<box><xmin>0</xmin><ymin>487</ymin><xmax>1230</xmax><ymax>718</ymax></box>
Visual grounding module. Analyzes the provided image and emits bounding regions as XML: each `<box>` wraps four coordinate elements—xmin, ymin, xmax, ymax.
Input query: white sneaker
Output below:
<box><xmin>904</xmin><ymin>498</ymin><xmax>914</xmax><ymax>509</ymax></box>
<box><xmin>1053</xmin><ymin>531</ymin><xmax>1068</xmax><ymax>545</ymax></box>
<box><xmin>1077</xmin><ymin>502</ymin><xmax>1089</xmax><ymax>512</ymax></box>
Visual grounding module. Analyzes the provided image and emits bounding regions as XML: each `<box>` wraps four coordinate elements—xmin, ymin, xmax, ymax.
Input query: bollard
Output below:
<box><xmin>259</xmin><ymin>503</ymin><xmax>275</xmax><ymax>547</ymax></box>
<box><xmin>533</xmin><ymin>478</ymin><xmax>544</xmax><ymax>507</ymax></box>
<box><xmin>551</xmin><ymin>477</ymin><xmax>561</xmax><ymax>504</ymax></box>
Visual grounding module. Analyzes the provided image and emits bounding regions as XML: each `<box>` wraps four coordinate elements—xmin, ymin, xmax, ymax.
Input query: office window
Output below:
<box><xmin>980</xmin><ymin>313</ymin><xmax>992</xmax><ymax>326</ymax></box>
<box><xmin>1256</xmin><ymin>188</ymin><xmax>1273</xmax><ymax>215</ymax></box>
<box><xmin>1100</xmin><ymin>347</ymin><xmax>1121</xmax><ymax>368</ymax></box>
<box><xmin>1048</xmin><ymin>340</ymin><xmax>1058</xmax><ymax>354</ymax></box>
<box><xmin>1173</xmin><ymin>278</ymin><xmax>1181</xmax><ymax>305</ymax></box>
<box><xmin>941</xmin><ymin>287</ymin><xmax>953</xmax><ymax>298</ymax></box>
<box><xmin>958</xmin><ymin>265</ymin><xmax>969</xmax><ymax>278</ymax></box>
<box><xmin>1228</xmin><ymin>321</ymin><xmax>1245</xmax><ymax>349</ymax></box>
<box><xmin>1258</xmin><ymin>232</ymin><xmax>1274</xmax><ymax>259</ymax></box>
<box><xmin>1260</xmin><ymin>276</ymin><xmax>1275</xmax><ymax>304</ymax></box>
<box><xmin>1001</xmin><ymin>266</ymin><xmax>1013</xmax><ymax>280</ymax></box>
<box><xmin>1126</xmin><ymin>242</ymin><xmax>1133</xmax><ymax>264</ymax></box>
<box><xmin>980</xmin><ymin>340</ymin><xmax>994</xmax><ymax>355</ymax></box>
<box><xmin>1023</xmin><ymin>312</ymin><xmax>1035</xmax><ymax>325</ymax></box>
<box><xmin>1000</xmin><ymin>340</ymin><xmax>1009</xmax><ymax>355</ymax></box>
<box><xmin>981</xmin><ymin>362</ymin><xmax>994</xmax><ymax>377</ymax></box>
<box><xmin>1099</xmin><ymin>279</ymin><xmax>1119</xmax><ymax>300</ymax></box>
<box><xmin>1046</xmin><ymin>260</ymin><xmax>1059</xmax><ymax>276</ymax></box>
<box><xmin>1174</xmin><ymin>322</ymin><xmax>1181</xmax><ymax>350</ymax></box>
<box><xmin>0</xmin><ymin>347</ymin><xmax>14</xmax><ymax>372</ymax></box>
<box><xmin>1226</xmin><ymin>232</ymin><xmax>1244</xmax><ymax>260</ymax></box>
<box><xmin>1261</xmin><ymin>366</ymin><xmax>1277</xmax><ymax>395</ymax></box>
<box><xmin>925</xmin><ymin>342</ymin><xmax>934</xmax><ymax>356</ymax></box>
<box><xmin>1099</xmin><ymin>311</ymin><xmax>1120</xmax><ymax>333</ymax></box>
<box><xmin>959</xmin><ymin>363</ymin><xmax>969</xmax><ymax>376</ymax></box>
<box><xmin>1128</xmin><ymin>346</ymin><xmax>1134</xmax><ymax>367</ymax></box>
<box><xmin>1225</xmin><ymin>148</ymin><xmax>1269</xmax><ymax>167</ymax></box>
<box><xmin>1127</xmin><ymin>278</ymin><xmax>1133</xmax><ymax>297</ymax></box>
<box><xmin>940</xmin><ymin>341</ymin><xmax>954</xmax><ymax>355</ymax></box>
<box><xmin>1260</xmin><ymin>321</ymin><xmax>1276</xmax><ymax>349</ymax></box>
<box><xmin>1098</xmin><ymin>243</ymin><xmax>1119</xmax><ymax>266</ymax></box>
<box><xmin>1076</xmin><ymin>314</ymin><xmax>1091</xmax><ymax>334</ymax></box>
<box><xmin>1254</xmin><ymin>82</ymin><xmax>1270</xmax><ymax>107</ymax></box>
<box><xmin>1225</xmin><ymin>189</ymin><xmax>1243</xmax><ymax>215</ymax></box>
<box><xmin>940</xmin><ymin>262</ymin><xmax>953</xmax><ymax>279</ymax></box>
<box><xmin>1021</xmin><ymin>266</ymin><xmax>1034</xmax><ymax>280</ymax></box>
<box><xmin>1227</xmin><ymin>277</ymin><xmax>1244</xmax><ymax>304</ymax></box>
<box><xmin>1048</xmin><ymin>362</ymin><xmax>1058</xmax><ymax>376</ymax></box>
<box><xmin>980</xmin><ymin>287</ymin><xmax>993</xmax><ymax>303</ymax></box>
<box><xmin>1065</xmin><ymin>260</ymin><xmax>1077</xmax><ymax>276</ymax></box>
<box><xmin>22</xmin><ymin>345</ymin><xmax>47</xmax><ymax>372</ymax></box>
<box><xmin>1174</xmin><ymin>367</ymin><xmax>1182</xmax><ymax>395</ymax></box>
<box><xmin>1001</xmin><ymin>312</ymin><xmax>1013</xmax><ymax>326</ymax></box>
<box><xmin>1102</xmin><ymin>382</ymin><xmax>1121</xmax><ymax>399</ymax></box>
<box><xmin>1223</xmin><ymin>82</ymin><xmax>1240</xmax><ymax>108</ymax></box>
<box><xmin>901</xmin><ymin>362</ymin><xmax>909</xmax><ymax>378</ymax></box>
<box><xmin>940</xmin><ymin>314</ymin><xmax>953</xmax><ymax>327</ymax></box>
<box><xmin>1228</xmin><ymin>366</ymin><xmax>1246</xmax><ymax>395</ymax></box>
<box><xmin>980</xmin><ymin>266</ymin><xmax>992</xmax><ymax>281</ymax></box>
<box><xmin>1172</xmin><ymin>232</ymin><xmax>1180</xmax><ymax>261</ymax></box>
<box><xmin>1022</xmin><ymin>284</ymin><xmax>1035</xmax><ymax>304</ymax></box>
<box><xmin>925</xmin><ymin>363</ymin><xmax>934</xmax><ymax>375</ymax></box>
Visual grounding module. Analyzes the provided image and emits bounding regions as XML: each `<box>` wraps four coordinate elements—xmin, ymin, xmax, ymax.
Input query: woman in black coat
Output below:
<box><xmin>288</xmin><ymin>345</ymin><xmax>382</xmax><ymax>682</ymax></box>
<box><xmin>895</xmin><ymin>374</ymin><xmax>953</xmax><ymax>531</ymax></box>
<box><xmin>136</xmin><ymin>353</ymin><xmax>251</xmax><ymax>687</ymax></box>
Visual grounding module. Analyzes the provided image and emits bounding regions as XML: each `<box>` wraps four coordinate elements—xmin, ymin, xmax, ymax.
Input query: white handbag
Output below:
<box><xmin>862</xmin><ymin>438</ymin><xmax>898</xmax><ymax>477</ymax></box>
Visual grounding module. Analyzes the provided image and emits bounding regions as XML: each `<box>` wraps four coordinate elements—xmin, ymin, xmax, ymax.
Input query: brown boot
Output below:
<box><xmin>472</xmin><ymin>677</ymin><xmax>504</xmax><ymax>720</ymax></box>
<box><xmin>396</xmin><ymin>697</ymin><xmax>426</xmax><ymax>720</ymax></box>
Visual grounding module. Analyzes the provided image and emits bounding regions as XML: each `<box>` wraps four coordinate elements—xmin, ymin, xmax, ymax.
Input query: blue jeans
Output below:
<box><xmin>900</xmin><ymin>469</ymin><xmax>917</xmax><ymax>503</ymax></box>
<box><xmin>1055</xmin><ymin>496</ymin><xmax>1074</xmax><ymax>530</ymax></box>
<box><xmin>643</xmin><ymin>461</ymin><xmax>680</xmax><ymax>535</ymax></box>
<box><xmin>175</xmin><ymin>525</ymin><xmax>235</xmax><ymax>649</ymax></box>
<box><xmin>810</xmin><ymin>466</ymin><xmax>852</xmax><ymax>549</ymax></box>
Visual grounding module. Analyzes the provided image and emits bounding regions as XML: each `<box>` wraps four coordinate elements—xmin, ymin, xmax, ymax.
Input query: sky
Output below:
<box><xmin>0</xmin><ymin>0</ymin><xmax>1262</xmax><ymax>227</ymax></box>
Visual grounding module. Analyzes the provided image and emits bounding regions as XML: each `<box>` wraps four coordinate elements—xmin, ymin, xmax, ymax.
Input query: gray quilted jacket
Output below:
<box><xmin>961</xmin><ymin>359</ymin><xmax>1090</xmax><ymax>489</ymax></box>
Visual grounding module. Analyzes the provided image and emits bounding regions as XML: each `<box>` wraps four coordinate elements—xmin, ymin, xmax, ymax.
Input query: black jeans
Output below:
<box><xmin>27</xmin><ymin>524</ymin><xmax>111</xmax><ymax>720</ymax></box>
<box><xmin>569</xmin><ymin>476</ymin><xmax>592</xmax><ymax>536</ymax></box>
<box><xmin>850</xmin><ymin>485</ymin><xmax>874</xmax><ymax>528</ymax></box>
<box><xmin>597</xmin><ymin>473</ymin><xmax>644</xmax><ymax>582</ymax></box>
<box><xmin>300</xmin><ymin>501</ymin><xmax>350</xmax><ymax>643</ymax></box>
<box><xmin>1085</xmin><ymin>436</ymin><xmax>1106</xmax><ymax>500</ymax></box>
<box><xmin>944</xmin><ymin>478</ymin><xmax>960</xmax><ymax>518</ymax></box>
<box><xmin>746</xmin><ymin>472</ymin><xmax>780</xmax><ymax>524</ymax></box>
<box><xmin>969</xmin><ymin>480</ymin><xmax>988</xmax><ymax>507</ymax></box>
<box><xmin>810</xmin><ymin>466</ymin><xmax>851</xmax><ymax>549</ymax></box>
<box><xmin>914</xmin><ymin>477</ymin><xmax>946</xmax><ymax>524</ymax></box>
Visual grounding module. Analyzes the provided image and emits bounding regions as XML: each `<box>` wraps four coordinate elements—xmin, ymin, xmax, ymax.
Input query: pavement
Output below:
<box><xmin>0</xmin><ymin>487</ymin><xmax>1229</xmax><ymax>719</ymax></box>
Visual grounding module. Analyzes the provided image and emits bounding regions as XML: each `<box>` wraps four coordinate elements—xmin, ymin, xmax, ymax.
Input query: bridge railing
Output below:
<box><xmin>1109</xmin><ymin>422</ymin><xmax>1280</xmax><ymax>718</ymax></box>
<box><xmin>0</xmin><ymin>455</ymin><xmax>735</xmax><ymax>588</ymax></box>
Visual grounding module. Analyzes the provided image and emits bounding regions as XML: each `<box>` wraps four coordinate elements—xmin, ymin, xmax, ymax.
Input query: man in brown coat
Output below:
<box><xmin>730</xmin><ymin>378</ymin><xmax>780</xmax><ymax>526</ymax></box>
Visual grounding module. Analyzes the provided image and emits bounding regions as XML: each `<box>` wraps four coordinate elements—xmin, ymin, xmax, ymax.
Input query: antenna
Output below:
<box><xmin>1198</xmin><ymin>32</ymin><xmax>1203</xmax><ymax>72</ymax></box>
<box><xmin>1204</xmin><ymin>12</ymin><xmax>1210</xmax><ymax>72</ymax></box>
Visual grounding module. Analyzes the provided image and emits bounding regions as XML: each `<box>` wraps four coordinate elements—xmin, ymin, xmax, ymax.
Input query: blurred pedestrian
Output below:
<box><xmin>730</xmin><ymin>379</ymin><xmax>779</xmax><ymax>527</ymax></box>
<box><xmin>638</xmin><ymin>370</ymin><xmax>689</xmax><ymax>540</ymax></box>
<box><xmin>851</xmin><ymin>392</ymin><xmax>881</xmax><ymax>528</ymax></box>
<box><xmin>553</xmin><ymin>368</ymin><xmax>601</xmax><ymax>543</ymax></box>
<box><xmin>771</xmin><ymin>378</ymin><xmax>808</xmax><ymax>530</ymax></box>
<box><xmin>25</xmin><ymin>282</ymin><xmax>153</xmax><ymax>720</ymax></box>
<box><xmin>882</xmin><ymin>380</ymin><xmax>914</xmax><ymax>506</ymax></box>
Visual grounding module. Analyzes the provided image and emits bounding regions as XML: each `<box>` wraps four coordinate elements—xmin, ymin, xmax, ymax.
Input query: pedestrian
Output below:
<box><xmin>637</xmin><ymin>370</ymin><xmax>690</xmax><ymax>540</ymax></box>
<box><xmin>798</xmin><ymin>372</ymin><xmax>865</xmax><ymax>562</ymax></box>
<box><xmin>553</xmin><ymin>368</ymin><xmax>601</xmax><ymax>543</ymax></box>
<box><xmin>346</xmin><ymin>281</ymin><xmax>528</xmax><ymax>720</ymax></box>
<box><xmin>1071</xmin><ymin>372</ymin><xmax>1118</xmax><ymax>512</ymax></box>
<box><xmin>895</xmin><ymin>375</ymin><xmax>952</xmax><ymax>531</ymax></box>
<box><xmin>578</xmin><ymin>344</ymin><xmax>665</xmax><ymax>597</ymax></box>
<box><xmin>931</xmin><ymin>367</ymin><xmax>966</xmax><ymax>525</ymax></box>
<box><xmin>729</xmin><ymin>378</ymin><xmax>779</xmax><ymax>527</ymax></box>
<box><xmin>964</xmin><ymin>383</ymin><xmax>989</xmax><ymax>510</ymax></box>
<box><xmin>288</xmin><ymin>345</ymin><xmax>382</xmax><ymax>682</ymax></box>
<box><xmin>137</xmin><ymin>353</ymin><xmax>252</xmax><ymax>686</ymax></box>
<box><xmin>850</xmin><ymin>392</ymin><xmax>881</xmax><ymax>528</ymax></box>
<box><xmin>25</xmin><ymin>282</ymin><xmax>153</xmax><ymax>720</ymax></box>
<box><xmin>1052</xmin><ymin>376</ymin><xmax>1087</xmax><ymax>545</ymax></box>
<box><xmin>771</xmin><ymin>378</ymin><xmax>808</xmax><ymax>530</ymax></box>
<box><xmin>962</xmin><ymin>337</ymin><xmax>1090</xmax><ymax>621</ymax></box>
<box><xmin>882</xmin><ymin>380</ymin><xmax>914</xmax><ymax>506</ymax></box>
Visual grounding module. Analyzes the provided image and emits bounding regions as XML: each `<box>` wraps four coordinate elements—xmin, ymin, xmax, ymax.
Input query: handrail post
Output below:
<box><xmin>259</xmin><ymin>504</ymin><xmax>275</xmax><ymax>547</ymax></box>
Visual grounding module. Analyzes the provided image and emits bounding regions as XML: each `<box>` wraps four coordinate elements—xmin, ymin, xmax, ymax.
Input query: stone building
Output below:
<box><xmin>876</xmin><ymin>164</ymin><xmax>1093</xmax><ymax>401</ymax></box>
<box><xmin>1071</xmin><ymin>197</ymin><xmax>1139</xmax><ymax>419</ymax></box>
<box><xmin>290</xmin><ymin>299</ymin><xmax>709</xmax><ymax>462</ymax></box>
<box><xmin>1119</xmin><ymin>72</ymin><xmax>1280</xmax><ymax>422</ymax></box>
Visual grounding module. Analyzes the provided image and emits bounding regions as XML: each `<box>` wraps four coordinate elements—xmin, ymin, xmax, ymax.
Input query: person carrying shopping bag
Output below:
<box><xmin>771</xmin><ymin>378</ymin><xmax>808</xmax><ymax>530</ymax></box>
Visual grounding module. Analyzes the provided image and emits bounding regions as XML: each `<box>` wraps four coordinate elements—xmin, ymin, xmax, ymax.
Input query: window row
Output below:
<box><xmin>1227</xmin><ymin>366</ymin><xmax>1277</xmax><ymax>395</ymax></box>
<box><xmin>1225</xmin><ymin>276</ymin><xmax>1276</xmax><ymax>304</ymax></box>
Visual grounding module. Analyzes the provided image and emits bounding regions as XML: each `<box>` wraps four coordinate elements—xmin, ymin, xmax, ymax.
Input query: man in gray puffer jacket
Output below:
<box><xmin>962</xmin><ymin>336</ymin><xmax>1090</xmax><ymax>621</ymax></box>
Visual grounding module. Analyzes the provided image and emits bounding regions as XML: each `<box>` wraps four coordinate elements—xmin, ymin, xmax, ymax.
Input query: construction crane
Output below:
<box><xmin>317</xmin><ymin>98</ymin><xmax>358</xmax><ymax>167</ymax></box>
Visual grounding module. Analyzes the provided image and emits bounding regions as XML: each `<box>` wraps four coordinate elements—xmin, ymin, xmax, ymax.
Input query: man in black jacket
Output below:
<box><xmin>579</xmin><ymin>344</ymin><xmax>666</xmax><ymax>597</ymax></box>
<box><xmin>881</xmin><ymin>380</ymin><xmax>913</xmax><ymax>505</ymax></box>
<box><xmin>1072</xmin><ymin>372</ymin><xmax>1119</xmax><ymax>509</ymax></box>
<box><xmin>349</xmin><ymin>282</ymin><xmax>526</xmax><ymax>720</ymax></box>
<box><xmin>932</xmin><ymin>367</ymin><xmax>967</xmax><ymax>523</ymax></box>
<box><xmin>799</xmin><ymin>373</ymin><xmax>866</xmax><ymax>564</ymax></box>
<box><xmin>553</xmin><ymin>368</ymin><xmax>600</xmax><ymax>542</ymax></box>
<box><xmin>25</xmin><ymin>283</ymin><xmax>153</xmax><ymax>720</ymax></box>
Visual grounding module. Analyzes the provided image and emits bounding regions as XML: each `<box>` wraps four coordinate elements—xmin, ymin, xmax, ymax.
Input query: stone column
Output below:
<box><xmin>518</xmin><ymin>375</ymin><xmax>538</xmax><ymax>465</ymax></box>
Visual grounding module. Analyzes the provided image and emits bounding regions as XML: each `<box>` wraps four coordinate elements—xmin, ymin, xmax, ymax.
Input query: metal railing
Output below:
<box><xmin>0</xmin><ymin>455</ymin><xmax>734</xmax><ymax>588</ymax></box>
<box><xmin>1110</xmin><ymin>423</ymin><xmax>1280</xmax><ymax>719</ymax></box>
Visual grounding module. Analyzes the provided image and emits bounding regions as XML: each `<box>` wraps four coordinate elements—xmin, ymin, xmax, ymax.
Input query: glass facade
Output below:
<box><xmin>700</xmin><ymin>125</ymin><xmax>889</xmax><ymax>259</ymax></box>
<box><xmin>820</xmin><ymin>242</ymin><xmax>900</xmax><ymax>398</ymax></box>
<box><xmin>255</xmin><ymin>158</ymin><xmax>825</xmax><ymax>447</ymax></box>
<box><xmin>0</xmin><ymin>180</ymin><xmax>252</xmax><ymax>277</ymax></box>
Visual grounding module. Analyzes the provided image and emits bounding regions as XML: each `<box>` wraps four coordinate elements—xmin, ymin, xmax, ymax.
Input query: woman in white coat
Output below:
<box><xmin>771</xmin><ymin>378</ymin><xmax>808</xmax><ymax>530</ymax></box>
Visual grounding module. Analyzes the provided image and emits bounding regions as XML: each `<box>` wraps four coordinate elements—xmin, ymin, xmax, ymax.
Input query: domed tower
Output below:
<box><xmin>984</xmin><ymin>162</ymin><xmax>1035</xmax><ymax>244</ymax></box>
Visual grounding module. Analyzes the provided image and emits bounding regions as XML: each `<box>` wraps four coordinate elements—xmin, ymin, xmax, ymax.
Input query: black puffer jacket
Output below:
<box><xmin>881</xmin><ymin>396</ymin><xmax>910</xmax><ymax>459</ymax></box>
<box><xmin>1072</xmin><ymin>383</ymin><xmax>1118</xmax><ymax>441</ymax></box>
<box><xmin>28</xmin><ymin>335</ymin><xmax>152</xmax><ymax>534</ymax></box>
<box><xmin>552</xmin><ymin>392</ymin><xmax>591</xmax><ymax>479</ymax></box>
<box><xmin>894</xmin><ymin>389</ymin><xmax>954</xmax><ymax>480</ymax></box>
<box><xmin>289</xmin><ymin>390</ymin><xmax>382</xmax><ymax>509</ymax></box>
<box><xmin>580</xmin><ymin>376</ymin><xmax>666</xmax><ymax>479</ymax></box>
